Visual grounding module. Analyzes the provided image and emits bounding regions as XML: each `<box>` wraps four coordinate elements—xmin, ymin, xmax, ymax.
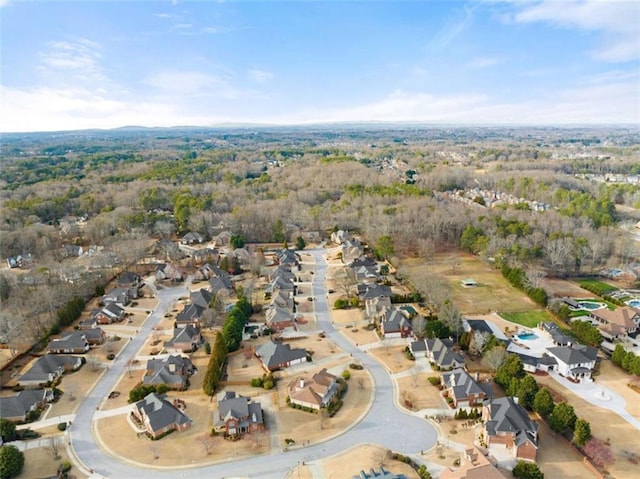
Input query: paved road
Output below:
<box><xmin>68</xmin><ymin>249</ymin><xmax>437</xmax><ymax>478</ymax></box>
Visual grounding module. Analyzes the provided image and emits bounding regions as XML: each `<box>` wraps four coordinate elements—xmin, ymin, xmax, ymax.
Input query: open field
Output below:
<box><xmin>396</xmin><ymin>374</ymin><xmax>446</xmax><ymax>412</ymax></box>
<box><xmin>542</xmin><ymin>277</ymin><xmax>599</xmax><ymax>299</ymax></box>
<box><xmin>17</xmin><ymin>444</ymin><xmax>89</xmax><ymax>479</ymax></box>
<box><xmin>594</xmin><ymin>360</ymin><xmax>640</xmax><ymax>420</ymax></box>
<box><xmin>400</xmin><ymin>253</ymin><xmax>538</xmax><ymax>315</ymax></box>
<box><xmin>47</xmin><ymin>365</ymin><xmax>105</xmax><ymax>417</ymax></box>
<box><xmin>368</xmin><ymin>345</ymin><xmax>415</xmax><ymax>375</ymax></box>
<box><xmin>499</xmin><ymin>310</ymin><xmax>555</xmax><ymax>328</ymax></box>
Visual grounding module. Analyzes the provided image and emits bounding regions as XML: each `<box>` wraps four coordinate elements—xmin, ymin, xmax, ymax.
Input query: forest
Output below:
<box><xmin>0</xmin><ymin>125</ymin><xmax>639</xmax><ymax>349</ymax></box>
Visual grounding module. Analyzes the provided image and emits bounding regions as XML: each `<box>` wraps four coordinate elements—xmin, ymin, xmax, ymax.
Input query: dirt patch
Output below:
<box><xmin>368</xmin><ymin>345</ymin><xmax>415</xmax><ymax>375</ymax></box>
<box><xmin>401</xmin><ymin>253</ymin><xmax>538</xmax><ymax>315</ymax></box>
<box><xmin>535</xmin><ymin>418</ymin><xmax>596</xmax><ymax>479</ymax></box>
<box><xmin>275</xmin><ymin>366</ymin><xmax>372</xmax><ymax>447</ymax></box>
<box><xmin>396</xmin><ymin>374</ymin><xmax>447</xmax><ymax>411</ymax></box>
<box><xmin>100</xmin><ymin>369</ymin><xmax>142</xmax><ymax>410</ymax></box>
<box><xmin>340</xmin><ymin>324</ymin><xmax>379</xmax><ymax>346</ymax></box>
<box><xmin>17</xmin><ymin>443</ymin><xmax>88</xmax><ymax>479</ymax></box>
<box><xmin>541</xmin><ymin>277</ymin><xmax>599</xmax><ymax>300</ymax></box>
<box><xmin>47</xmin><ymin>366</ymin><xmax>104</xmax><ymax>417</ymax></box>
<box><xmin>130</xmin><ymin>297</ymin><xmax>159</xmax><ymax>310</ymax></box>
<box><xmin>594</xmin><ymin>360</ymin><xmax>640</xmax><ymax>420</ymax></box>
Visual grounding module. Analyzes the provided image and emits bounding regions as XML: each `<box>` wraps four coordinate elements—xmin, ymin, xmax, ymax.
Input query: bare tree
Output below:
<box><xmin>439</xmin><ymin>300</ymin><xmax>462</xmax><ymax>342</ymax></box>
<box><xmin>412</xmin><ymin>315</ymin><xmax>427</xmax><ymax>340</ymax></box>
<box><xmin>196</xmin><ymin>433</ymin><xmax>216</xmax><ymax>455</ymax></box>
<box><xmin>149</xmin><ymin>443</ymin><xmax>160</xmax><ymax>460</ymax></box>
<box><xmin>484</xmin><ymin>345</ymin><xmax>507</xmax><ymax>374</ymax></box>
<box><xmin>357</xmin><ymin>377</ymin><xmax>365</xmax><ymax>390</ymax></box>
<box><xmin>525</xmin><ymin>268</ymin><xmax>546</xmax><ymax>289</ymax></box>
<box><xmin>319</xmin><ymin>408</ymin><xmax>329</xmax><ymax>430</ymax></box>
<box><xmin>49</xmin><ymin>436</ymin><xmax>62</xmax><ymax>460</ymax></box>
<box><xmin>334</xmin><ymin>267</ymin><xmax>357</xmax><ymax>300</ymax></box>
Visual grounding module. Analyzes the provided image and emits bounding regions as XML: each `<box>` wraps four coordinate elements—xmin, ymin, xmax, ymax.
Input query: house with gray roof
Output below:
<box><xmin>270</xmin><ymin>289</ymin><xmax>294</xmax><ymax>310</ymax></box>
<box><xmin>209</xmin><ymin>275</ymin><xmax>233</xmax><ymax>295</ymax></box>
<box><xmin>413</xmin><ymin>338</ymin><xmax>464</xmax><ymax>370</ymax></box>
<box><xmin>101</xmin><ymin>287</ymin><xmax>132</xmax><ymax>307</ymax></box>
<box><xmin>192</xmin><ymin>247</ymin><xmax>220</xmax><ymax>265</ymax></box>
<box><xmin>380</xmin><ymin>308</ymin><xmax>412</xmax><ymax>338</ymax></box>
<box><xmin>190</xmin><ymin>288</ymin><xmax>213</xmax><ymax>309</ymax></box>
<box><xmin>351</xmin><ymin>468</ymin><xmax>405</xmax><ymax>479</ymax></box>
<box><xmin>277</xmin><ymin>248</ymin><xmax>300</xmax><ymax>267</ymax></box>
<box><xmin>94</xmin><ymin>302</ymin><xmax>125</xmax><ymax>324</ymax></box>
<box><xmin>176</xmin><ymin>303</ymin><xmax>205</xmax><ymax>328</ymax></box>
<box><xmin>48</xmin><ymin>332</ymin><xmax>90</xmax><ymax>354</ymax></box>
<box><xmin>163</xmin><ymin>326</ymin><xmax>202</xmax><ymax>354</ymax></box>
<box><xmin>181</xmin><ymin>231</ymin><xmax>205</xmax><ymax>245</ymax></box>
<box><xmin>18</xmin><ymin>355</ymin><xmax>83</xmax><ymax>388</ymax></box>
<box><xmin>266</xmin><ymin>305</ymin><xmax>296</xmax><ymax>331</ymax></box>
<box><xmin>362</xmin><ymin>284</ymin><xmax>392</xmax><ymax>317</ymax></box>
<box><xmin>255</xmin><ymin>341</ymin><xmax>307</xmax><ymax>371</ymax></box>
<box><xmin>441</xmin><ymin>369</ymin><xmax>490</xmax><ymax>408</ymax></box>
<box><xmin>143</xmin><ymin>355</ymin><xmax>195</xmax><ymax>390</ymax></box>
<box><xmin>214</xmin><ymin>391</ymin><xmax>265</xmax><ymax>436</ymax></box>
<box><xmin>539</xmin><ymin>322</ymin><xmax>573</xmax><ymax>347</ymax></box>
<box><xmin>133</xmin><ymin>393</ymin><xmax>192</xmax><ymax>439</ymax></box>
<box><xmin>482</xmin><ymin>397</ymin><xmax>539</xmax><ymax>462</ymax></box>
<box><xmin>117</xmin><ymin>271</ymin><xmax>143</xmax><ymax>290</ymax></box>
<box><xmin>268</xmin><ymin>264</ymin><xmax>296</xmax><ymax>283</ymax></box>
<box><xmin>545</xmin><ymin>344</ymin><xmax>597</xmax><ymax>382</ymax></box>
<box><xmin>0</xmin><ymin>389</ymin><xmax>54</xmax><ymax>422</ymax></box>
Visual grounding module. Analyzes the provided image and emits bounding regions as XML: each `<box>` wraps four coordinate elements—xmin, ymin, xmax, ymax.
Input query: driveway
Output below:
<box><xmin>66</xmin><ymin>250</ymin><xmax>437</xmax><ymax>478</ymax></box>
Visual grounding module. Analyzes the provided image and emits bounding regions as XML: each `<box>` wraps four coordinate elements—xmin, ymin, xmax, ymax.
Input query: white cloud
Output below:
<box><xmin>467</xmin><ymin>57</ymin><xmax>504</xmax><ymax>69</ymax></box>
<box><xmin>510</xmin><ymin>0</ymin><xmax>640</xmax><ymax>62</ymax></box>
<box><xmin>427</xmin><ymin>6</ymin><xmax>474</xmax><ymax>50</ymax></box>
<box><xmin>247</xmin><ymin>69</ymin><xmax>274</xmax><ymax>83</ymax></box>
<box><xmin>143</xmin><ymin>71</ymin><xmax>226</xmax><ymax>95</ymax></box>
<box><xmin>39</xmin><ymin>39</ymin><xmax>107</xmax><ymax>82</ymax></box>
<box><xmin>172</xmin><ymin>23</ymin><xmax>192</xmax><ymax>30</ymax></box>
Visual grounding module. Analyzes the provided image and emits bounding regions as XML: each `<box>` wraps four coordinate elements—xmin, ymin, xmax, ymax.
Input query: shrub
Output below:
<box><xmin>263</xmin><ymin>380</ymin><xmax>274</xmax><ymax>390</ymax></box>
<box><xmin>342</xmin><ymin>370</ymin><xmax>351</xmax><ymax>380</ymax></box>
<box><xmin>58</xmin><ymin>461</ymin><xmax>72</xmax><ymax>473</ymax></box>
<box><xmin>0</xmin><ymin>445</ymin><xmax>24</xmax><ymax>479</ymax></box>
<box><xmin>512</xmin><ymin>460</ymin><xmax>544</xmax><ymax>479</ymax></box>
<box><xmin>57</xmin><ymin>422</ymin><xmax>67</xmax><ymax>432</ymax></box>
<box><xmin>250</xmin><ymin>377</ymin><xmax>263</xmax><ymax>388</ymax></box>
<box><xmin>334</xmin><ymin>299</ymin><xmax>349</xmax><ymax>309</ymax></box>
<box><xmin>428</xmin><ymin>376</ymin><xmax>441</xmax><ymax>386</ymax></box>
<box><xmin>204</xmin><ymin>341</ymin><xmax>211</xmax><ymax>354</ymax></box>
<box><xmin>349</xmin><ymin>363</ymin><xmax>363</xmax><ymax>370</ymax></box>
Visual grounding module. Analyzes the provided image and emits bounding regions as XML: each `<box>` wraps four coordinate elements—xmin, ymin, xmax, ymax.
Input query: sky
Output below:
<box><xmin>1</xmin><ymin>0</ymin><xmax>639</xmax><ymax>132</ymax></box>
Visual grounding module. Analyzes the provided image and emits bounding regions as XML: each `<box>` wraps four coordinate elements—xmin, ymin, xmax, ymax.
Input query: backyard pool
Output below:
<box><xmin>626</xmin><ymin>299</ymin><xmax>640</xmax><ymax>309</ymax></box>
<box><xmin>518</xmin><ymin>332</ymin><xmax>539</xmax><ymax>340</ymax></box>
<box><xmin>578</xmin><ymin>301</ymin><xmax>606</xmax><ymax>311</ymax></box>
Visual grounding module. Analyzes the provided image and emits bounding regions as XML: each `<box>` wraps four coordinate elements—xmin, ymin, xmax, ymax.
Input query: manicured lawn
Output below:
<box><xmin>577</xmin><ymin>278</ymin><xmax>617</xmax><ymax>293</ymax></box>
<box><xmin>499</xmin><ymin>310</ymin><xmax>555</xmax><ymax>328</ymax></box>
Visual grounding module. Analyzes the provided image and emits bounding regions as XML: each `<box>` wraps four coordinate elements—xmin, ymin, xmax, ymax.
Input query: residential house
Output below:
<box><xmin>209</xmin><ymin>275</ymin><xmax>233</xmax><ymax>296</ymax></box>
<box><xmin>101</xmin><ymin>287</ymin><xmax>132</xmax><ymax>307</ymax></box>
<box><xmin>341</xmin><ymin>239</ymin><xmax>365</xmax><ymax>264</ymax></box>
<box><xmin>270</xmin><ymin>290</ymin><xmax>294</xmax><ymax>311</ymax></box>
<box><xmin>266</xmin><ymin>275</ymin><xmax>295</xmax><ymax>297</ymax></box>
<box><xmin>153</xmin><ymin>239</ymin><xmax>184</xmax><ymax>261</ymax></box>
<box><xmin>82</xmin><ymin>328</ymin><xmax>106</xmax><ymax>345</ymax></box>
<box><xmin>94</xmin><ymin>303</ymin><xmax>125</xmax><ymax>324</ymax></box>
<box><xmin>287</xmin><ymin>368</ymin><xmax>338</xmax><ymax>410</ymax></box>
<box><xmin>213</xmin><ymin>230</ymin><xmax>233</xmax><ymax>247</ymax></box>
<box><xmin>362</xmin><ymin>284</ymin><xmax>392</xmax><ymax>318</ymax></box>
<box><xmin>214</xmin><ymin>391</ymin><xmax>265</xmax><ymax>436</ymax></box>
<box><xmin>515</xmin><ymin>353</ymin><xmax>557</xmax><ymax>374</ymax></box>
<box><xmin>331</xmin><ymin>230</ymin><xmax>349</xmax><ymax>245</ymax></box>
<box><xmin>192</xmin><ymin>247</ymin><xmax>219</xmax><ymax>265</ymax></box>
<box><xmin>232</xmin><ymin>247</ymin><xmax>251</xmax><ymax>264</ymax></box>
<box><xmin>266</xmin><ymin>306</ymin><xmax>296</xmax><ymax>331</ymax></box>
<box><xmin>277</xmin><ymin>249</ymin><xmax>300</xmax><ymax>268</ymax></box>
<box><xmin>6</xmin><ymin>253</ymin><xmax>33</xmax><ymax>269</ymax></box>
<box><xmin>61</xmin><ymin>244</ymin><xmax>84</xmax><ymax>258</ymax></box>
<box><xmin>163</xmin><ymin>326</ymin><xmax>202</xmax><ymax>354</ymax></box>
<box><xmin>351</xmin><ymin>468</ymin><xmax>405</xmax><ymax>479</ymax></box>
<box><xmin>348</xmin><ymin>256</ymin><xmax>378</xmax><ymax>270</ymax></box>
<box><xmin>255</xmin><ymin>341</ymin><xmax>307</xmax><ymax>371</ymax></box>
<box><xmin>589</xmin><ymin>307</ymin><xmax>640</xmax><ymax>340</ymax></box>
<box><xmin>175</xmin><ymin>303</ymin><xmax>205</xmax><ymax>328</ymax></box>
<box><xmin>354</xmin><ymin>265</ymin><xmax>380</xmax><ymax>283</ymax></box>
<box><xmin>132</xmin><ymin>393</ymin><xmax>192</xmax><ymax>439</ymax></box>
<box><xmin>155</xmin><ymin>263</ymin><xmax>184</xmax><ymax>282</ymax></box>
<box><xmin>379</xmin><ymin>308</ymin><xmax>412</xmax><ymax>338</ymax></box>
<box><xmin>18</xmin><ymin>355</ymin><xmax>83</xmax><ymax>388</ymax></box>
<box><xmin>142</xmin><ymin>355</ymin><xmax>195</xmax><ymax>390</ymax></box>
<box><xmin>268</xmin><ymin>264</ymin><xmax>296</xmax><ymax>283</ymax></box>
<box><xmin>48</xmin><ymin>332</ymin><xmax>90</xmax><ymax>354</ymax></box>
<box><xmin>190</xmin><ymin>288</ymin><xmax>214</xmax><ymax>309</ymax></box>
<box><xmin>181</xmin><ymin>232</ymin><xmax>205</xmax><ymax>245</ymax></box>
<box><xmin>482</xmin><ymin>397</ymin><xmax>539</xmax><ymax>462</ymax></box>
<box><xmin>440</xmin><ymin>447</ymin><xmax>508</xmax><ymax>479</ymax></box>
<box><xmin>78</xmin><ymin>316</ymin><xmax>98</xmax><ymax>330</ymax></box>
<box><xmin>539</xmin><ymin>322</ymin><xmax>573</xmax><ymax>347</ymax></box>
<box><xmin>196</xmin><ymin>263</ymin><xmax>227</xmax><ymax>281</ymax></box>
<box><xmin>441</xmin><ymin>369</ymin><xmax>490</xmax><ymax>408</ymax></box>
<box><xmin>0</xmin><ymin>389</ymin><xmax>54</xmax><ymax>422</ymax></box>
<box><xmin>118</xmin><ymin>271</ymin><xmax>143</xmax><ymax>290</ymax></box>
<box><xmin>415</xmin><ymin>338</ymin><xmax>465</xmax><ymax>370</ymax></box>
<box><xmin>545</xmin><ymin>344</ymin><xmax>598</xmax><ymax>382</ymax></box>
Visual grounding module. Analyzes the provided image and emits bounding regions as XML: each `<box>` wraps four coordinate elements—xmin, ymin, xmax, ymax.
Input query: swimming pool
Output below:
<box><xmin>518</xmin><ymin>332</ymin><xmax>538</xmax><ymax>340</ymax></box>
<box><xmin>578</xmin><ymin>301</ymin><xmax>606</xmax><ymax>311</ymax></box>
<box><xmin>626</xmin><ymin>299</ymin><xmax>640</xmax><ymax>309</ymax></box>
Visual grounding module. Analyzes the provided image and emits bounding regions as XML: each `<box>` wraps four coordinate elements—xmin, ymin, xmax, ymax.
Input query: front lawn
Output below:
<box><xmin>499</xmin><ymin>310</ymin><xmax>555</xmax><ymax>328</ymax></box>
<box><xmin>577</xmin><ymin>278</ymin><xmax>617</xmax><ymax>294</ymax></box>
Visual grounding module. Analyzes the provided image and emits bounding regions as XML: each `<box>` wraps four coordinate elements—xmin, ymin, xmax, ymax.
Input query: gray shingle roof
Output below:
<box><xmin>0</xmin><ymin>389</ymin><xmax>51</xmax><ymax>419</ymax></box>
<box><xmin>484</xmin><ymin>397</ymin><xmax>538</xmax><ymax>448</ymax></box>
<box><xmin>20</xmin><ymin>355</ymin><xmax>82</xmax><ymax>383</ymax></box>
<box><xmin>215</xmin><ymin>391</ymin><xmax>264</xmax><ymax>429</ymax></box>
<box><xmin>255</xmin><ymin>341</ymin><xmax>307</xmax><ymax>370</ymax></box>
<box><xmin>546</xmin><ymin>345</ymin><xmax>597</xmax><ymax>366</ymax></box>
<box><xmin>441</xmin><ymin>368</ymin><xmax>486</xmax><ymax>401</ymax></box>
<box><xmin>135</xmin><ymin>393</ymin><xmax>191</xmax><ymax>433</ymax></box>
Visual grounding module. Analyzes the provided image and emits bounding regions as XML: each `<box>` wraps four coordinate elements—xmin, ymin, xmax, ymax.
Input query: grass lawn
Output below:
<box><xmin>499</xmin><ymin>310</ymin><xmax>554</xmax><ymax>328</ymax></box>
<box><xmin>401</xmin><ymin>252</ymin><xmax>537</xmax><ymax>315</ymax></box>
<box><xmin>577</xmin><ymin>278</ymin><xmax>617</xmax><ymax>293</ymax></box>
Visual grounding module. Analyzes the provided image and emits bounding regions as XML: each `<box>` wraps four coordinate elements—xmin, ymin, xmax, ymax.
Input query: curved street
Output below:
<box><xmin>68</xmin><ymin>248</ymin><xmax>437</xmax><ymax>478</ymax></box>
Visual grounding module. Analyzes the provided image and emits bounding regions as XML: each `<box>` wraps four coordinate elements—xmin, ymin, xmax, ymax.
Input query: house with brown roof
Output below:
<box><xmin>287</xmin><ymin>368</ymin><xmax>338</xmax><ymax>410</ymax></box>
<box><xmin>589</xmin><ymin>307</ymin><xmax>640</xmax><ymax>340</ymax></box>
<box><xmin>482</xmin><ymin>397</ymin><xmax>539</xmax><ymax>462</ymax></box>
<box><xmin>440</xmin><ymin>447</ymin><xmax>508</xmax><ymax>479</ymax></box>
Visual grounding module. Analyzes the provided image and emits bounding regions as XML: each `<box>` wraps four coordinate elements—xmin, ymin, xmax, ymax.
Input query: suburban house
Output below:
<box><xmin>341</xmin><ymin>239</ymin><xmax>364</xmax><ymax>264</ymax></box>
<box><xmin>78</xmin><ymin>317</ymin><xmax>98</xmax><ymax>330</ymax></box>
<box><xmin>209</xmin><ymin>275</ymin><xmax>234</xmax><ymax>295</ymax></box>
<box><xmin>94</xmin><ymin>303</ymin><xmax>125</xmax><ymax>324</ymax></box>
<box><xmin>48</xmin><ymin>332</ymin><xmax>90</xmax><ymax>354</ymax></box>
<box><xmin>163</xmin><ymin>325</ymin><xmax>202</xmax><ymax>354</ymax></box>
<box><xmin>539</xmin><ymin>322</ymin><xmax>573</xmax><ymax>347</ymax></box>
<box><xmin>440</xmin><ymin>447</ymin><xmax>507</xmax><ymax>479</ymax></box>
<box><xmin>117</xmin><ymin>271</ymin><xmax>143</xmax><ymax>291</ymax></box>
<box><xmin>351</xmin><ymin>468</ymin><xmax>405</xmax><ymax>479</ymax></box>
<box><xmin>18</xmin><ymin>355</ymin><xmax>83</xmax><ymax>388</ymax></box>
<box><xmin>6</xmin><ymin>253</ymin><xmax>33</xmax><ymax>269</ymax></box>
<box><xmin>482</xmin><ymin>397</ymin><xmax>539</xmax><ymax>462</ymax></box>
<box><xmin>266</xmin><ymin>306</ymin><xmax>296</xmax><ymax>331</ymax></box>
<box><xmin>515</xmin><ymin>353</ymin><xmax>558</xmax><ymax>374</ymax></box>
<box><xmin>101</xmin><ymin>287</ymin><xmax>132</xmax><ymax>307</ymax></box>
<box><xmin>545</xmin><ymin>344</ymin><xmax>598</xmax><ymax>382</ymax></box>
<box><xmin>155</xmin><ymin>263</ymin><xmax>184</xmax><ymax>282</ymax></box>
<box><xmin>192</xmin><ymin>247</ymin><xmax>220</xmax><ymax>265</ymax></box>
<box><xmin>589</xmin><ymin>307</ymin><xmax>640</xmax><ymax>340</ymax></box>
<box><xmin>270</xmin><ymin>290</ymin><xmax>294</xmax><ymax>310</ymax></box>
<box><xmin>441</xmin><ymin>369</ymin><xmax>490</xmax><ymax>408</ymax></box>
<box><xmin>255</xmin><ymin>341</ymin><xmax>307</xmax><ymax>371</ymax></box>
<box><xmin>287</xmin><ymin>368</ymin><xmax>338</xmax><ymax>410</ymax></box>
<box><xmin>142</xmin><ymin>355</ymin><xmax>195</xmax><ymax>390</ymax></box>
<box><xmin>181</xmin><ymin>231</ymin><xmax>205</xmax><ymax>245</ymax></box>
<box><xmin>190</xmin><ymin>288</ymin><xmax>214</xmax><ymax>309</ymax></box>
<box><xmin>61</xmin><ymin>244</ymin><xmax>83</xmax><ymax>258</ymax></box>
<box><xmin>266</xmin><ymin>275</ymin><xmax>295</xmax><ymax>296</ymax></box>
<box><xmin>331</xmin><ymin>229</ymin><xmax>349</xmax><ymax>244</ymax></box>
<box><xmin>268</xmin><ymin>264</ymin><xmax>296</xmax><ymax>283</ymax></box>
<box><xmin>0</xmin><ymin>389</ymin><xmax>54</xmax><ymax>422</ymax></box>
<box><xmin>411</xmin><ymin>338</ymin><xmax>465</xmax><ymax>370</ymax></box>
<box><xmin>277</xmin><ymin>248</ymin><xmax>300</xmax><ymax>268</ymax></box>
<box><xmin>198</xmin><ymin>263</ymin><xmax>228</xmax><ymax>281</ymax></box>
<box><xmin>82</xmin><ymin>327</ymin><xmax>106</xmax><ymax>345</ymax></box>
<box><xmin>132</xmin><ymin>393</ymin><xmax>192</xmax><ymax>439</ymax></box>
<box><xmin>213</xmin><ymin>230</ymin><xmax>233</xmax><ymax>247</ymax></box>
<box><xmin>354</xmin><ymin>264</ymin><xmax>380</xmax><ymax>283</ymax></box>
<box><xmin>379</xmin><ymin>307</ymin><xmax>412</xmax><ymax>338</ymax></box>
<box><xmin>362</xmin><ymin>284</ymin><xmax>392</xmax><ymax>317</ymax></box>
<box><xmin>175</xmin><ymin>303</ymin><xmax>205</xmax><ymax>328</ymax></box>
<box><xmin>214</xmin><ymin>391</ymin><xmax>265</xmax><ymax>436</ymax></box>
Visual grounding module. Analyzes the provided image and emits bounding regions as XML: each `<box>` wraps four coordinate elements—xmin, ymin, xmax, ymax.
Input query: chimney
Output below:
<box><xmin>513</xmin><ymin>396</ymin><xmax>519</xmax><ymax>404</ymax></box>
<box><xmin>474</xmin><ymin>372</ymin><xmax>479</xmax><ymax>381</ymax></box>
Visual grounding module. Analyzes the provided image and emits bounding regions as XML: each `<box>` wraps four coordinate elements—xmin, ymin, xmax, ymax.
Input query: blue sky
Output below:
<box><xmin>1</xmin><ymin>0</ymin><xmax>639</xmax><ymax>131</ymax></box>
